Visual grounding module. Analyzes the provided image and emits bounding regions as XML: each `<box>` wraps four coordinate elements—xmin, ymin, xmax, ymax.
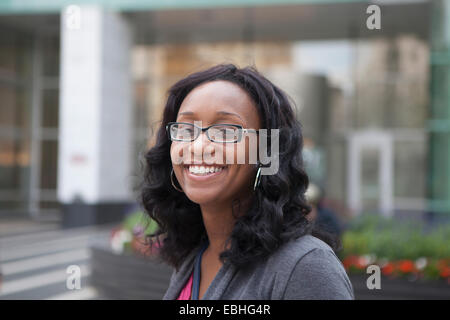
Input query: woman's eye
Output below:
<box><xmin>172</xmin><ymin>125</ymin><xmax>195</xmax><ymax>139</ymax></box>
<box><xmin>223</xmin><ymin>128</ymin><xmax>237</xmax><ymax>135</ymax></box>
<box><xmin>209</xmin><ymin>127</ymin><xmax>239</xmax><ymax>141</ymax></box>
<box><xmin>180</xmin><ymin>128</ymin><xmax>194</xmax><ymax>135</ymax></box>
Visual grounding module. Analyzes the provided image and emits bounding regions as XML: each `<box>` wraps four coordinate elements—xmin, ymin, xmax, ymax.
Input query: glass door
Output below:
<box><xmin>0</xmin><ymin>29</ymin><xmax>60</xmax><ymax>220</ymax></box>
<box><xmin>0</xmin><ymin>29</ymin><xmax>32</xmax><ymax>216</ymax></box>
<box><xmin>347</xmin><ymin>130</ymin><xmax>394</xmax><ymax>217</ymax></box>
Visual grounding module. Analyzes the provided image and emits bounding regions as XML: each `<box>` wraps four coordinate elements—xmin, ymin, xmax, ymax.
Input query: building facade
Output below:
<box><xmin>0</xmin><ymin>0</ymin><xmax>447</xmax><ymax>226</ymax></box>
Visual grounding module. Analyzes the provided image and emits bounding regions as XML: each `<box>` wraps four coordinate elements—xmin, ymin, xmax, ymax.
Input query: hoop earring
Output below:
<box><xmin>253</xmin><ymin>166</ymin><xmax>262</xmax><ymax>191</ymax></box>
<box><xmin>170</xmin><ymin>169</ymin><xmax>183</xmax><ymax>192</ymax></box>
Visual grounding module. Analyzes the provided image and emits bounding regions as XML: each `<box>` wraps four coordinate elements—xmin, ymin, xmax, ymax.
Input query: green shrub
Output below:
<box><xmin>341</xmin><ymin>214</ymin><xmax>450</xmax><ymax>260</ymax></box>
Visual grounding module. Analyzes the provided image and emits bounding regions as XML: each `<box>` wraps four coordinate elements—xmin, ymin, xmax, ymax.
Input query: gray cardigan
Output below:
<box><xmin>163</xmin><ymin>235</ymin><xmax>355</xmax><ymax>300</ymax></box>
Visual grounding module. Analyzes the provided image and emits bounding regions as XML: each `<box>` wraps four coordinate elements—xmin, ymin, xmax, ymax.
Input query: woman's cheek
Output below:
<box><xmin>170</xmin><ymin>142</ymin><xmax>189</xmax><ymax>165</ymax></box>
<box><xmin>222</xmin><ymin>143</ymin><xmax>241</xmax><ymax>165</ymax></box>
<box><xmin>234</xmin><ymin>137</ymin><xmax>258</xmax><ymax>165</ymax></box>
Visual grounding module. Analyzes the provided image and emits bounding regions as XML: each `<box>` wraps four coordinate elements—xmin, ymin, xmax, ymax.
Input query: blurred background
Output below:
<box><xmin>0</xmin><ymin>0</ymin><xmax>449</xmax><ymax>299</ymax></box>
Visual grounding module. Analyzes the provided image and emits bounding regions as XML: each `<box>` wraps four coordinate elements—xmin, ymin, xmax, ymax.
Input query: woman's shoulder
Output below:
<box><xmin>269</xmin><ymin>234</ymin><xmax>335</xmax><ymax>266</ymax></box>
<box><xmin>266</xmin><ymin>235</ymin><xmax>354</xmax><ymax>299</ymax></box>
<box><xmin>262</xmin><ymin>234</ymin><xmax>336</xmax><ymax>285</ymax></box>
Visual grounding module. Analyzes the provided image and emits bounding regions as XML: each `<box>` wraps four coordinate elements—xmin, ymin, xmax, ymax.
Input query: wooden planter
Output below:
<box><xmin>350</xmin><ymin>274</ymin><xmax>450</xmax><ymax>300</ymax></box>
<box><xmin>90</xmin><ymin>246</ymin><xmax>173</xmax><ymax>300</ymax></box>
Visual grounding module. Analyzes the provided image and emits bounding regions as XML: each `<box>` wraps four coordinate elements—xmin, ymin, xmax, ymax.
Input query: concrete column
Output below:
<box><xmin>58</xmin><ymin>5</ymin><xmax>133</xmax><ymax>227</ymax></box>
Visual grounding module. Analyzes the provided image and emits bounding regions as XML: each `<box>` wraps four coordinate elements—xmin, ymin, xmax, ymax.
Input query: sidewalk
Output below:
<box><xmin>0</xmin><ymin>218</ymin><xmax>60</xmax><ymax>238</ymax></box>
<box><xmin>0</xmin><ymin>220</ymin><xmax>115</xmax><ymax>300</ymax></box>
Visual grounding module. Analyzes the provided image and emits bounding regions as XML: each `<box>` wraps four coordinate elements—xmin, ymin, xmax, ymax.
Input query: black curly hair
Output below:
<box><xmin>140</xmin><ymin>64</ymin><xmax>338</xmax><ymax>270</ymax></box>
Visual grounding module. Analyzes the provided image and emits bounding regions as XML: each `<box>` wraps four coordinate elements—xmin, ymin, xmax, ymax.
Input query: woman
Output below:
<box><xmin>141</xmin><ymin>64</ymin><xmax>354</xmax><ymax>300</ymax></box>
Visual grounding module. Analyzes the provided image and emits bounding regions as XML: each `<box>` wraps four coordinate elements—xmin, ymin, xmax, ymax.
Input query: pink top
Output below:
<box><xmin>177</xmin><ymin>271</ymin><xmax>194</xmax><ymax>300</ymax></box>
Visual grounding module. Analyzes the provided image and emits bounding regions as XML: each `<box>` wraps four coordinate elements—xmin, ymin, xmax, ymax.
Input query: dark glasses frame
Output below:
<box><xmin>166</xmin><ymin>122</ymin><xmax>258</xmax><ymax>143</ymax></box>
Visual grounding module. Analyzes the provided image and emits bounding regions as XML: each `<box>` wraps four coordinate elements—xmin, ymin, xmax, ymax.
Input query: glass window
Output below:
<box><xmin>0</xmin><ymin>139</ymin><xmax>20</xmax><ymax>190</ymax></box>
<box><xmin>394</xmin><ymin>140</ymin><xmax>427</xmax><ymax>199</ymax></box>
<box><xmin>354</xmin><ymin>36</ymin><xmax>428</xmax><ymax>129</ymax></box>
<box><xmin>428</xmin><ymin>132</ymin><xmax>448</xmax><ymax>201</ymax></box>
<box><xmin>326</xmin><ymin>138</ymin><xmax>347</xmax><ymax>206</ymax></box>
<box><xmin>40</xmin><ymin>201</ymin><xmax>60</xmax><ymax>211</ymax></box>
<box><xmin>430</xmin><ymin>65</ymin><xmax>450</xmax><ymax>119</ymax></box>
<box><xmin>0</xmin><ymin>29</ymin><xmax>32</xmax><ymax>214</ymax></box>
<box><xmin>361</xmin><ymin>147</ymin><xmax>381</xmax><ymax>212</ymax></box>
<box><xmin>40</xmin><ymin>140</ymin><xmax>58</xmax><ymax>190</ymax></box>
<box><xmin>0</xmin><ymin>30</ymin><xmax>31</xmax><ymax>79</ymax></box>
<box><xmin>0</xmin><ymin>86</ymin><xmax>29</xmax><ymax>128</ymax></box>
<box><xmin>42</xmin><ymin>89</ymin><xmax>59</xmax><ymax>128</ymax></box>
<box><xmin>42</xmin><ymin>36</ymin><xmax>60</xmax><ymax>77</ymax></box>
<box><xmin>0</xmin><ymin>137</ymin><xmax>29</xmax><ymax>211</ymax></box>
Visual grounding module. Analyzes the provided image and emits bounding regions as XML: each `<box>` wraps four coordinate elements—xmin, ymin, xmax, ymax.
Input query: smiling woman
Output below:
<box><xmin>140</xmin><ymin>64</ymin><xmax>354</xmax><ymax>300</ymax></box>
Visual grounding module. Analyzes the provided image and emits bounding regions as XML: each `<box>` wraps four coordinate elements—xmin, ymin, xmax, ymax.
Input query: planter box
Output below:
<box><xmin>350</xmin><ymin>274</ymin><xmax>450</xmax><ymax>300</ymax></box>
<box><xmin>91</xmin><ymin>246</ymin><xmax>173</xmax><ymax>300</ymax></box>
<box><xmin>91</xmin><ymin>247</ymin><xmax>450</xmax><ymax>300</ymax></box>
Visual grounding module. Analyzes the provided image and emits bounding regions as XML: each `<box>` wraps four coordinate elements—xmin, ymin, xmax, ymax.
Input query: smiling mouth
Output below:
<box><xmin>184</xmin><ymin>164</ymin><xmax>227</xmax><ymax>176</ymax></box>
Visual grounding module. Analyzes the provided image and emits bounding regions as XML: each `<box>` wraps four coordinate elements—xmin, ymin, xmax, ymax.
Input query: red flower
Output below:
<box><xmin>343</xmin><ymin>256</ymin><xmax>359</xmax><ymax>270</ymax></box>
<box><xmin>398</xmin><ymin>260</ymin><xmax>415</xmax><ymax>274</ymax></box>
<box><xmin>439</xmin><ymin>266</ymin><xmax>450</xmax><ymax>278</ymax></box>
<box><xmin>437</xmin><ymin>259</ymin><xmax>450</xmax><ymax>269</ymax></box>
<box><xmin>382</xmin><ymin>262</ymin><xmax>395</xmax><ymax>275</ymax></box>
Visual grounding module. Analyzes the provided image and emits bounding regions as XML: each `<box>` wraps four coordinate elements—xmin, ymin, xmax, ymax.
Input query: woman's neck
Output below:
<box><xmin>200</xmin><ymin>202</ymin><xmax>235</xmax><ymax>256</ymax></box>
<box><xmin>200</xmin><ymin>195</ymin><xmax>253</xmax><ymax>257</ymax></box>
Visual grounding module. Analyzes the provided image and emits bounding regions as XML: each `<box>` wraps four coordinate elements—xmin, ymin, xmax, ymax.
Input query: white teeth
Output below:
<box><xmin>188</xmin><ymin>165</ymin><xmax>224</xmax><ymax>175</ymax></box>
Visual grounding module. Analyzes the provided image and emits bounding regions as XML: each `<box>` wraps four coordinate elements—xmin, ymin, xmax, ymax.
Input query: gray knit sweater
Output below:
<box><xmin>163</xmin><ymin>235</ymin><xmax>355</xmax><ymax>300</ymax></box>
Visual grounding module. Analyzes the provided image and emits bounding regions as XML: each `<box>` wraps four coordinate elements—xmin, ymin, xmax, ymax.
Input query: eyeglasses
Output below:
<box><xmin>166</xmin><ymin>122</ymin><xmax>258</xmax><ymax>143</ymax></box>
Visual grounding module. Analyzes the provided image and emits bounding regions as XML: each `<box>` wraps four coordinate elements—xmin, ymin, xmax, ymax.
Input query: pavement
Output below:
<box><xmin>0</xmin><ymin>219</ymin><xmax>115</xmax><ymax>300</ymax></box>
<box><xmin>0</xmin><ymin>219</ymin><xmax>60</xmax><ymax>238</ymax></box>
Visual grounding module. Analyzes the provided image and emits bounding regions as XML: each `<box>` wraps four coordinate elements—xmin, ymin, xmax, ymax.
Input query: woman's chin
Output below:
<box><xmin>184</xmin><ymin>189</ymin><xmax>223</xmax><ymax>206</ymax></box>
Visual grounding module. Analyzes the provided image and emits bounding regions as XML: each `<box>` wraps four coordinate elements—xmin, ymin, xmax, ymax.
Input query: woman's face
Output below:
<box><xmin>170</xmin><ymin>80</ymin><xmax>261</xmax><ymax>207</ymax></box>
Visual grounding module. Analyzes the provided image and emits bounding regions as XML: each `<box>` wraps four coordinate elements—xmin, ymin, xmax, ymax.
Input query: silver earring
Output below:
<box><xmin>170</xmin><ymin>169</ymin><xmax>183</xmax><ymax>192</ymax></box>
<box><xmin>253</xmin><ymin>166</ymin><xmax>262</xmax><ymax>191</ymax></box>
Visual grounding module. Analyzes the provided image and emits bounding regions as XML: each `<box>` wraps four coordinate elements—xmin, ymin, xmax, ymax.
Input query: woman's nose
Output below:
<box><xmin>189</xmin><ymin>131</ymin><xmax>213</xmax><ymax>160</ymax></box>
